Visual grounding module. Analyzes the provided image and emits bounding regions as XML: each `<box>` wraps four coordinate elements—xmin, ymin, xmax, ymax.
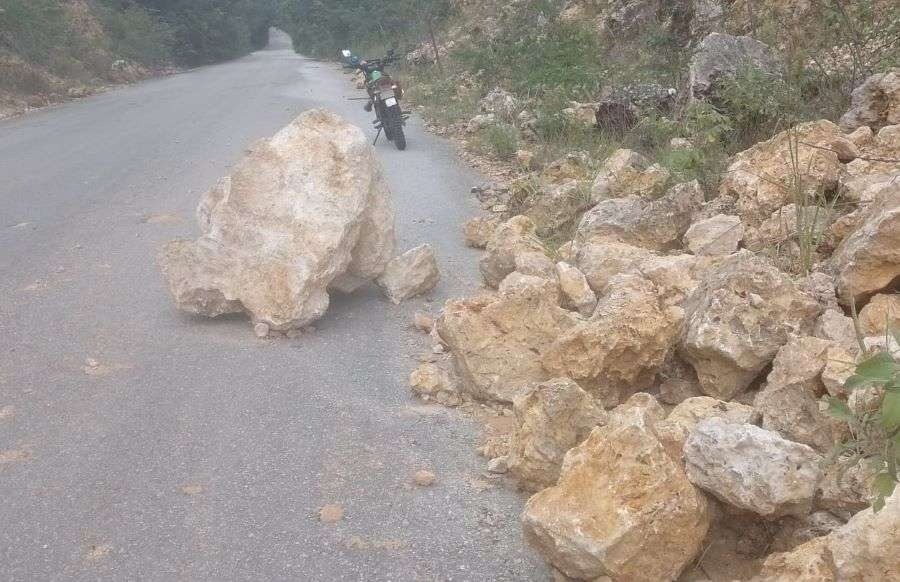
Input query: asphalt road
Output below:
<box><xmin>0</xmin><ymin>31</ymin><xmax>548</xmax><ymax>581</ymax></box>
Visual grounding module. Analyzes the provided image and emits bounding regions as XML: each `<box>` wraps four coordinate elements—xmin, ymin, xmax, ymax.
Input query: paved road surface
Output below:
<box><xmin>0</xmin><ymin>31</ymin><xmax>548</xmax><ymax>581</ymax></box>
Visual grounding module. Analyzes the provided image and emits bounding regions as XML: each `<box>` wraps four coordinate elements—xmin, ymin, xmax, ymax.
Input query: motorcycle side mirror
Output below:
<box><xmin>341</xmin><ymin>49</ymin><xmax>352</xmax><ymax>58</ymax></box>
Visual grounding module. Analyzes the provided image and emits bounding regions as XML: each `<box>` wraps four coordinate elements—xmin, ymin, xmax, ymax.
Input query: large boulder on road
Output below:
<box><xmin>159</xmin><ymin>109</ymin><xmax>395</xmax><ymax>330</ymax></box>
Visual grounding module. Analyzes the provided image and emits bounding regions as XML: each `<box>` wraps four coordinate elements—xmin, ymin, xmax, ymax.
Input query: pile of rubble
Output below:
<box><xmin>411</xmin><ymin>71</ymin><xmax>900</xmax><ymax>580</ymax></box>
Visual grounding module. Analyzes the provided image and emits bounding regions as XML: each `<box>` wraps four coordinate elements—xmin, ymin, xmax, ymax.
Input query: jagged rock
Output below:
<box><xmin>525</xmin><ymin>181</ymin><xmax>587</xmax><ymax>236</ymax></box>
<box><xmin>688</xmin><ymin>33</ymin><xmax>779</xmax><ymax>99</ymax></box>
<box><xmin>831</xmin><ymin>187</ymin><xmax>900</xmax><ymax>305</ymax></box>
<box><xmin>814</xmin><ymin>309</ymin><xmax>858</xmax><ymax>348</ymax></box>
<box><xmin>498</xmin><ymin>271</ymin><xmax>559</xmax><ymax>300</ymax></box>
<box><xmin>839</xmin><ymin>68</ymin><xmax>900</xmax><ymax>131</ymax></box>
<box><xmin>589</xmin><ymin>148</ymin><xmax>670</xmax><ymax>202</ymax></box>
<box><xmin>858</xmin><ymin>293</ymin><xmax>900</xmax><ymax>336</ymax></box>
<box><xmin>409</xmin><ymin>362</ymin><xmax>462</xmax><ymax>406</ymax></box>
<box><xmin>159</xmin><ymin>109</ymin><xmax>394</xmax><ymax>330</ymax></box>
<box><xmin>576</xmin><ymin>181</ymin><xmax>702</xmax><ymax>251</ymax></box>
<box><xmin>479</xmin><ymin>87</ymin><xmax>519</xmax><ymax>120</ymax></box>
<box><xmin>797</xmin><ymin>271</ymin><xmax>840</xmax><ymax>312</ymax></box>
<box><xmin>743</xmin><ymin>204</ymin><xmax>833</xmax><ymax>252</ymax></box>
<box><xmin>821</xmin><ymin>344</ymin><xmax>857</xmax><ymax>397</ymax></box>
<box><xmin>720</xmin><ymin>120</ymin><xmax>849</xmax><ymax>227</ymax></box>
<box><xmin>479</xmin><ymin>215</ymin><xmax>545</xmax><ymax>288</ymax></box>
<box><xmin>515</xmin><ymin>251</ymin><xmax>556</xmax><ymax>280</ymax></box>
<box><xmin>575</xmin><ymin>241</ymin><xmax>655</xmax><ymax>294</ymax></box>
<box><xmin>679</xmin><ymin>251</ymin><xmax>821</xmax><ymax>400</ymax></box>
<box><xmin>463</xmin><ymin>215</ymin><xmax>500</xmax><ymax>248</ymax></box>
<box><xmin>555</xmin><ymin>262</ymin><xmax>597</xmax><ymax>315</ymax></box>
<box><xmin>522</xmin><ymin>397</ymin><xmax>709</xmax><ymax>581</ymax></box>
<box><xmin>507</xmin><ymin>378</ymin><xmax>608</xmax><ymax>491</ymax></box>
<box><xmin>684</xmin><ymin>214</ymin><xmax>743</xmax><ymax>256</ymax></box>
<box><xmin>815</xmin><ymin>460</ymin><xmax>872</xmax><ymax>518</ymax></box>
<box><xmin>655</xmin><ymin>396</ymin><xmax>758</xmax><ymax>461</ymax></box>
<box><xmin>377</xmin><ymin>244</ymin><xmax>439</xmax><ymax>303</ymax></box>
<box><xmin>594</xmin><ymin>83</ymin><xmax>677</xmax><ymax>132</ymax></box>
<box><xmin>754</xmin><ymin>491</ymin><xmax>899</xmax><ymax>581</ymax></box>
<box><xmin>634</xmin><ymin>253</ymin><xmax>709</xmax><ymax>307</ymax></box>
<box><xmin>770</xmin><ymin>512</ymin><xmax>845</xmax><ymax>553</ymax></box>
<box><xmin>542</xmin><ymin>274</ymin><xmax>684</xmax><ymax>407</ymax></box>
<box><xmin>754</xmin><ymin>336</ymin><xmax>846</xmax><ymax>452</ymax></box>
<box><xmin>436</xmin><ymin>283</ymin><xmax>578</xmax><ymax>402</ymax></box>
<box><xmin>540</xmin><ymin>151</ymin><xmax>594</xmax><ymax>184</ymax></box>
<box><xmin>657</xmin><ymin>355</ymin><xmax>703</xmax><ymax>405</ymax></box>
<box><xmin>684</xmin><ymin>419</ymin><xmax>823</xmax><ymax>517</ymax></box>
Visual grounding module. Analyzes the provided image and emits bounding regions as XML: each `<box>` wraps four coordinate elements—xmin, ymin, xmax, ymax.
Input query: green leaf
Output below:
<box><xmin>825</xmin><ymin>397</ymin><xmax>854</xmax><ymax>422</ymax></box>
<box><xmin>881</xmin><ymin>390</ymin><xmax>900</xmax><ymax>431</ymax></box>
<box><xmin>845</xmin><ymin>352</ymin><xmax>898</xmax><ymax>391</ymax></box>
<box><xmin>872</xmin><ymin>472</ymin><xmax>897</xmax><ymax>513</ymax></box>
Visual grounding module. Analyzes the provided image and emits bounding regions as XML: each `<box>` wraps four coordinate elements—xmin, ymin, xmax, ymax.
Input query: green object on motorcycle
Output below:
<box><xmin>370</xmin><ymin>70</ymin><xmax>382</xmax><ymax>81</ymax></box>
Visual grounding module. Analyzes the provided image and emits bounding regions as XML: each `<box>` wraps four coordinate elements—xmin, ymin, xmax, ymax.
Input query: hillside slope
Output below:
<box><xmin>0</xmin><ymin>0</ymin><xmax>274</xmax><ymax>118</ymax></box>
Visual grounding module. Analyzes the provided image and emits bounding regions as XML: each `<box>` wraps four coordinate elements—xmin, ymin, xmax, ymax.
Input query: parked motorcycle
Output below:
<box><xmin>350</xmin><ymin>50</ymin><xmax>408</xmax><ymax>150</ymax></box>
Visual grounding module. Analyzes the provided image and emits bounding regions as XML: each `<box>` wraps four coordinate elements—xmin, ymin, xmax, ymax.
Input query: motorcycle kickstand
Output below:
<box><xmin>373</xmin><ymin>127</ymin><xmax>382</xmax><ymax>145</ymax></box>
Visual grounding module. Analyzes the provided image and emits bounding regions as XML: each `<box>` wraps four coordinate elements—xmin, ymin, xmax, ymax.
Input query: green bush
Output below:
<box><xmin>475</xmin><ymin>122</ymin><xmax>519</xmax><ymax>160</ymax></box>
<box><xmin>828</xmin><ymin>337</ymin><xmax>900</xmax><ymax>512</ymax></box>
<box><xmin>96</xmin><ymin>2</ymin><xmax>173</xmax><ymax>66</ymax></box>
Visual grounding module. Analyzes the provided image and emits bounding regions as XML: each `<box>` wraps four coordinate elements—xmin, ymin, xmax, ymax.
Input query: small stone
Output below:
<box><xmin>319</xmin><ymin>504</ymin><xmax>345</xmax><ymax>523</ymax></box>
<box><xmin>253</xmin><ymin>322</ymin><xmax>270</xmax><ymax>338</ymax></box>
<box><xmin>413</xmin><ymin>312</ymin><xmax>434</xmax><ymax>332</ymax></box>
<box><xmin>487</xmin><ymin>456</ymin><xmax>508</xmax><ymax>474</ymax></box>
<box><xmin>413</xmin><ymin>469</ymin><xmax>436</xmax><ymax>486</ymax></box>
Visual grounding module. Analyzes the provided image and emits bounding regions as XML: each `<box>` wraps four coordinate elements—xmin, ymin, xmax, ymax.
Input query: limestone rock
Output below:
<box><xmin>542</xmin><ymin>274</ymin><xmax>683</xmax><ymax>407</ymax></box>
<box><xmin>479</xmin><ymin>87</ymin><xmax>519</xmax><ymax>120</ymax></box>
<box><xmin>655</xmin><ymin>396</ymin><xmax>758</xmax><ymax>461</ymax></box>
<box><xmin>555</xmin><ymin>262</ymin><xmax>597</xmax><ymax>315</ymax></box>
<box><xmin>821</xmin><ymin>344</ymin><xmax>857</xmax><ymax>397</ymax></box>
<box><xmin>684</xmin><ymin>419</ymin><xmax>823</xmax><ymax>517</ymax></box>
<box><xmin>814</xmin><ymin>309</ymin><xmax>858</xmax><ymax>348</ymax></box>
<box><xmin>769</xmin><ymin>511</ymin><xmax>845</xmax><ymax>553</ymax></box>
<box><xmin>479</xmin><ymin>216</ymin><xmax>545</xmax><ymax>288</ymax></box>
<box><xmin>514</xmin><ymin>251</ymin><xmax>556</xmax><ymax>280</ymax></box>
<box><xmin>839</xmin><ymin>68</ymin><xmax>900</xmax><ymax>131</ymax></box>
<box><xmin>688</xmin><ymin>33</ymin><xmax>779</xmax><ymax>99</ymax></box>
<box><xmin>436</xmin><ymin>284</ymin><xmax>579</xmax><ymax>403</ymax></box>
<box><xmin>377</xmin><ymin>244</ymin><xmax>439</xmax><ymax>303</ymax></box>
<box><xmin>720</xmin><ymin>120</ymin><xmax>848</xmax><ymax>227</ymax></box>
<box><xmin>463</xmin><ymin>215</ymin><xmax>500</xmax><ymax>248</ymax></box>
<box><xmin>577</xmin><ymin>180</ymin><xmax>703</xmax><ymax>251</ymax></box>
<box><xmin>679</xmin><ymin>251</ymin><xmax>821</xmax><ymax>399</ymax></box>
<box><xmin>815</xmin><ymin>460</ymin><xmax>872</xmax><ymax>517</ymax></box>
<box><xmin>575</xmin><ymin>241</ymin><xmax>655</xmax><ymax>294</ymax></box>
<box><xmin>409</xmin><ymin>362</ymin><xmax>462</xmax><ymax>406</ymax></box>
<box><xmin>525</xmin><ymin>180</ymin><xmax>588</xmax><ymax>236</ymax></box>
<box><xmin>507</xmin><ymin>378</ymin><xmax>608</xmax><ymax>491</ymax></box>
<box><xmin>755</xmin><ymin>491</ymin><xmax>900</xmax><ymax>581</ymax></box>
<box><xmin>589</xmin><ymin>148</ymin><xmax>670</xmax><ymax>202</ymax></box>
<box><xmin>831</xmin><ymin>186</ymin><xmax>900</xmax><ymax>305</ymax></box>
<box><xmin>522</xmin><ymin>405</ymin><xmax>709</xmax><ymax>581</ymax></box>
<box><xmin>159</xmin><ymin>109</ymin><xmax>395</xmax><ymax>330</ymax></box>
<box><xmin>684</xmin><ymin>214</ymin><xmax>743</xmax><ymax>256</ymax></box>
<box><xmin>858</xmin><ymin>293</ymin><xmax>900</xmax><ymax>336</ymax></box>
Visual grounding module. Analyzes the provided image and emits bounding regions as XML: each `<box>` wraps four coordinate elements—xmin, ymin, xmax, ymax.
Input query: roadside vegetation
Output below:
<box><xmin>0</xmin><ymin>0</ymin><xmax>278</xmax><ymax>109</ymax></box>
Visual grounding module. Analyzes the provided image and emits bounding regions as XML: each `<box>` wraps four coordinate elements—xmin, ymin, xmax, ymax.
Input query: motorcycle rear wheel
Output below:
<box><xmin>390</xmin><ymin>107</ymin><xmax>406</xmax><ymax>151</ymax></box>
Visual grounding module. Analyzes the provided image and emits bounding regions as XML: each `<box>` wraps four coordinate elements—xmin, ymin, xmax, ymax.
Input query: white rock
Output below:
<box><xmin>377</xmin><ymin>244</ymin><xmax>440</xmax><ymax>304</ymax></box>
<box><xmin>684</xmin><ymin>419</ymin><xmax>824</xmax><ymax>517</ymax></box>
<box><xmin>554</xmin><ymin>262</ymin><xmax>596</xmax><ymax>315</ymax></box>
<box><xmin>684</xmin><ymin>214</ymin><xmax>743</xmax><ymax>256</ymax></box>
<box><xmin>159</xmin><ymin>109</ymin><xmax>395</xmax><ymax>330</ymax></box>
